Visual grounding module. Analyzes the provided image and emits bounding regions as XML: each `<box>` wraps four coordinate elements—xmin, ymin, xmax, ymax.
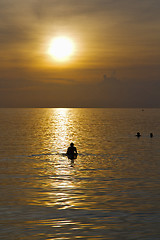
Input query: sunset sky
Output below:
<box><xmin>0</xmin><ymin>0</ymin><xmax>160</xmax><ymax>107</ymax></box>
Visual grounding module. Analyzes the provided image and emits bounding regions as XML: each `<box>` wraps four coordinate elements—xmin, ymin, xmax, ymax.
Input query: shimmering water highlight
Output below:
<box><xmin>0</xmin><ymin>108</ymin><xmax>160</xmax><ymax>239</ymax></box>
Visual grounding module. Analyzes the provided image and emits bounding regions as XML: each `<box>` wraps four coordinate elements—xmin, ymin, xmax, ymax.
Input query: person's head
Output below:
<box><xmin>70</xmin><ymin>142</ymin><xmax>74</xmax><ymax>147</ymax></box>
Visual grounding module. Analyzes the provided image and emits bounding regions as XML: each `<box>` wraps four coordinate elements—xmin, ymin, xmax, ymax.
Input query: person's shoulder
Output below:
<box><xmin>67</xmin><ymin>147</ymin><xmax>71</xmax><ymax>152</ymax></box>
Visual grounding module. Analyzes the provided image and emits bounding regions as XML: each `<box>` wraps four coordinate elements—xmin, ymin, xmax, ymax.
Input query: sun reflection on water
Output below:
<box><xmin>47</xmin><ymin>161</ymin><xmax>78</xmax><ymax>210</ymax></box>
<box><xmin>43</xmin><ymin>108</ymin><xmax>80</xmax><ymax>210</ymax></box>
<box><xmin>52</xmin><ymin>108</ymin><xmax>69</xmax><ymax>153</ymax></box>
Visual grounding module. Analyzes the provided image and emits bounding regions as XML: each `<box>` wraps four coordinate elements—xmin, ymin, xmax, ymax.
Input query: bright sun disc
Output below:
<box><xmin>48</xmin><ymin>37</ymin><xmax>75</xmax><ymax>61</ymax></box>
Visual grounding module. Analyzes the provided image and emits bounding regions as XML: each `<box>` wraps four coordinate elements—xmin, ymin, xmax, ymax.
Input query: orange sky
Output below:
<box><xmin>0</xmin><ymin>0</ymin><xmax>160</xmax><ymax>107</ymax></box>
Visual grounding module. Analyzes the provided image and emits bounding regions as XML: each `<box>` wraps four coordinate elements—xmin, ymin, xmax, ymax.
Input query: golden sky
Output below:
<box><xmin>0</xmin><ymin>0</ymin><xmax>160</xmax><ymax>107</ymax></box>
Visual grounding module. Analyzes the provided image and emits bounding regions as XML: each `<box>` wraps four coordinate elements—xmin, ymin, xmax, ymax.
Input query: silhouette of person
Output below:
<box><xmin>150</xmin><ymin>133</ymin><xmax>153</xmax><ymax>138</ymax></box>
<box><xmin>136</xmin><ymin>132</ymin><xmax>141</xmax><ymax>137</ymax></box>
<box><xmin>66</xmin><ymin>143</ymin><xmax>78</xmax><ymax>160</ymax></box>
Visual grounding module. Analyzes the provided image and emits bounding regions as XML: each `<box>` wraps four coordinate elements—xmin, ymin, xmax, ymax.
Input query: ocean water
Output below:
<box><xmin>0</xmin><ymin>108</ymin><xmax>160</xmax><ymax>240</ymax></box>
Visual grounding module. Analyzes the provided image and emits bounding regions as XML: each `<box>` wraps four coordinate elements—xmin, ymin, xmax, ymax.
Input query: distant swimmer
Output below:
<box><xmin>66</xmin><ymin>143</ymin><xmax>78</xmax><ymax>160</ymax></box>
<box><xmin>150</xmin><ymin>133</ymin><xmax>153</xmax><ymax>138</ymax></box>
<box><xmin>136</xmin><ymin>132</ymin><xmax>141</xmax><ymax>137</ymax></box>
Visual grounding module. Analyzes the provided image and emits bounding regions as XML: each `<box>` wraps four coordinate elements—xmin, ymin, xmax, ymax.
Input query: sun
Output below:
<box><xmin>48</xmin><ymin>36</ymin><xmax>75</xmax><ymax>62</ymax></box>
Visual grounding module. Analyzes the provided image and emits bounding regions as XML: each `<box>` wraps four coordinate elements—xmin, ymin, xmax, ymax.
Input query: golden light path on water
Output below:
<box><xmin>52</xmin><ymin>108</ymin><xmax>69</xmax><ymax>151</ymax></box>
<box><xmin>41</xmin><ymin>108</ymin><xmax>81</xmax><ymax>211</ymax></box>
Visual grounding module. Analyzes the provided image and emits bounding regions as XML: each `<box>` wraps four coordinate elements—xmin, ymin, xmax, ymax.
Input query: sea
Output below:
<box><xmin>0</xmin><ymin>108</ymin><xmax>160</xmax><ymax>240</ymax></box>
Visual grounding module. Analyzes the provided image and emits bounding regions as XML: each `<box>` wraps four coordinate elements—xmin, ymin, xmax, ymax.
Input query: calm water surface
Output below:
<box><xmin>0</xmin><ymin>108</ymin><xmax>160</xmax><ymax>239</ymax></box>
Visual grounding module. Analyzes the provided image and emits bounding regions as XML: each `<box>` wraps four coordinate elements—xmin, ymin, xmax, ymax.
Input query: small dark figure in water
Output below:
<box><xmin>136</xmin><ymin>132</ymin><xmax>141</xmax><ymax>137</ymax></box>
<box><xmin>150</xmin><ymin>133</ymin><xmax>153</xmax><ymax>138</ymax></box>
<box><xmin>66</xmin><ymin>143</ymin><xmax>78</xmax><ymax>160</ymax></box>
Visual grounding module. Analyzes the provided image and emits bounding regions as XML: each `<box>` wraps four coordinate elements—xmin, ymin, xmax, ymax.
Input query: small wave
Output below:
<box><xmin>27</xmin><ymin>152</ymin><xmax>109</xmax><ymax>158</ymax></box>
<box><xmin>28</xmin><ymin>152</ymin><xmax>66</xmax><ymax>158</ymax></box>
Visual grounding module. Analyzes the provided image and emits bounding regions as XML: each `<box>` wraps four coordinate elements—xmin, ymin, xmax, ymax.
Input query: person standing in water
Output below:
<box><xmin>150</xmin><ymin>133</ymin><xmax>153</xmax><ymax>138</ymax></box>
<box><xmin>136</xmin><ymin>132</ymin><xmax>141</xmax><ymax>137</ymax></box>
<box><xmin>66</xmin><ymin>143</ymin><xmax>78</xmax><ymax>160</ymax></box>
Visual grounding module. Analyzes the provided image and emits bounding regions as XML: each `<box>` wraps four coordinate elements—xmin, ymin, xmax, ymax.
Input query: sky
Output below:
<box><xmin>0</xmin><ymin>0</ymin><xmax>160</xmax><ymax>107</ymax></box>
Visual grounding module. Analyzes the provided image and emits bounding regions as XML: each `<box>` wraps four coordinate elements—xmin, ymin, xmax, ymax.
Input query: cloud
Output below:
<box><xmin>31</xmin><ymin>0</ymin><xmax>160</xmax><ymax>24</ymax></box>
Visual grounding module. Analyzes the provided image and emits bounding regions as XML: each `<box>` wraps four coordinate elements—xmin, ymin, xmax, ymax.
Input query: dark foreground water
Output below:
<box><xmin>0</xmin><ymin>108</ymin><xmax>160</xmax><ymax>239</ymax></box>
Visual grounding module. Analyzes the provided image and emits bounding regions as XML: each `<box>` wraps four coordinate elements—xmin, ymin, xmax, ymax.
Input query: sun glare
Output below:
<box><xmin>48</xmin><ymin>36</ymin><xmax>75</xmax><ymax>62</ymax></box>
